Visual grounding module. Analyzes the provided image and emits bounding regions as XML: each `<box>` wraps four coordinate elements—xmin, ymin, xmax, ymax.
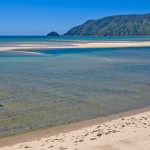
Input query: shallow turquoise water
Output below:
<box><xmin>0</xmin><ymin>46</ymin><xmax>150</xmax><ymax>137</ymax></box>
<box><xmin>1</xmin><ymin>36</ymin><xmax>150</xmax><ymax>43</ymax></box>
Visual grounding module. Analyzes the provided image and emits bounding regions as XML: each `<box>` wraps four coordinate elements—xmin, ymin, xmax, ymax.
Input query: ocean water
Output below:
<box><xmin>1</xmin><ymin>36</ymin><xmax>150</xmax><ymax>48</ymax></box>
<box><xmin>0</xmin><ymin>37</ymin><xmax>150</xmax><ymax>137</ymax></box>
<box><xmin>1</xmin><ymin>36</ymin><xmax>150</xmax><ymax>43</ymax></box>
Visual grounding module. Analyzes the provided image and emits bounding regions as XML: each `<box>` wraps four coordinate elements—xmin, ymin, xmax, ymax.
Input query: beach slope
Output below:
<box><xmin>0</xmin><ymin>110</ymin><xmax>150</xmax><ymax>150</ymax></box>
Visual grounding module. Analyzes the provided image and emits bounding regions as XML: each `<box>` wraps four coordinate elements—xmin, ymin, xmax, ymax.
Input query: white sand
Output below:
<box><xmin>1</xmin><ymin>41</ymin><xmax>150</xmax><ymax>51</ymax></box>
<box><xmin>76</xmin><ymin>41</ymin><xmax>150</xmax><ymax>48</ymax></box>
<box><xmin>0</xmin><ymin>110</ymin><xmax>150</xmax><ymax>150</ymax></box>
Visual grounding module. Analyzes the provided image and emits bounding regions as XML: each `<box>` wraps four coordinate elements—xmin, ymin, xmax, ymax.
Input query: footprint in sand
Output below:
<box><xmin>116</xmin><ymin>139</ymin><xmax>138</xmax><ymax>150</ymax></box>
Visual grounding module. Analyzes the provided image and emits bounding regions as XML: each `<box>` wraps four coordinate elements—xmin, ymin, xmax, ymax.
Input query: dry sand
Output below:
<box><xmin>1</xmin><ymin>41</ymin><xmax>150</xmax><ymax>51</ymax></box>
<box><xmin>0</xmin><ymin>108</ymin><xmax>150</xmax><ymax>150</ymax></box>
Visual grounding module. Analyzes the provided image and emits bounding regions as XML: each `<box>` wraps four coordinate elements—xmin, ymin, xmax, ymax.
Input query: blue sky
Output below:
<box><xmin>0</xmin><ymin>0</ymin><xmax>150</xmax><ymax>35</ymax></box>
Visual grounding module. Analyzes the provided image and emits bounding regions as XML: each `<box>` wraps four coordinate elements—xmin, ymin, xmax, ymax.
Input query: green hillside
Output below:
<box><xmin>65</xmin><ymin>14</ymin><xmax>150</xmax><ymax>36</ymax></box>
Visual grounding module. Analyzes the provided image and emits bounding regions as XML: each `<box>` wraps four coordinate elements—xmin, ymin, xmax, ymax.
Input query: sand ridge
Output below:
<box><xmin>1</xmin><ymin>41</ymin><xmax>150</xmax><ymax>52</ymax></box>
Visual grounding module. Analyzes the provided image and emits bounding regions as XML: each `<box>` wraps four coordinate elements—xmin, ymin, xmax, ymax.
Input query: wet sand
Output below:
<box><xmin>0</xmin><ymin>107</ymin><xmax>150</xmax><ymax>150</ymax></box>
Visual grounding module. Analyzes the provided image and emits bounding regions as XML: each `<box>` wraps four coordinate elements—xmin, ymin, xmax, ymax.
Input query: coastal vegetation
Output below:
<box><xmin>64</xmin><ymin>13</ymin><xmax>150</xmax><ymax>36</ymax></box>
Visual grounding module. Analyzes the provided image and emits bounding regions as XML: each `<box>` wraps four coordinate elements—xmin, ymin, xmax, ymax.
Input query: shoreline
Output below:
<box><xmin>0</xmin><ymin>106</ymin><xmax>150</xmax><ymax>149</ymax></box>
<box><xmin>1</xmin><ymin>41</ymin><xmax>150</xmax><ymax>52</ymax></box>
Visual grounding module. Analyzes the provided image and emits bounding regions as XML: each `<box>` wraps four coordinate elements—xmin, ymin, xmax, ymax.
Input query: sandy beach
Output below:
<box><xmin>1</xmin><ymin>41</ymin><xmax>150</xmax><ymax>52</ymax></box>
<box><xmin>76</xmin><ymin>41</ymin><xmax>150</xmax><ymax>48</ymax></box>
<box><xmin>0</xmin><ymin>107</ymin><xmax>149</xmax><ymax>150</ymax></box>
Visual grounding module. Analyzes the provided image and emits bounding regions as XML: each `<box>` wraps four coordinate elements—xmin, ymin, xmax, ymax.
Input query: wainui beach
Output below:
<box><xmin>0</xmin><ymin>37</ymin><xmax>150</xmax><ymax>150</ymax></box>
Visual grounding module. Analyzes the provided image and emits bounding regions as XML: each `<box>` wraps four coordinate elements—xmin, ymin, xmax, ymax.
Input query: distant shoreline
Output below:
<box><xmin>1</xmin><ymin>41</ymin><xmax>150</xmax><ymax>52</ymax></box>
